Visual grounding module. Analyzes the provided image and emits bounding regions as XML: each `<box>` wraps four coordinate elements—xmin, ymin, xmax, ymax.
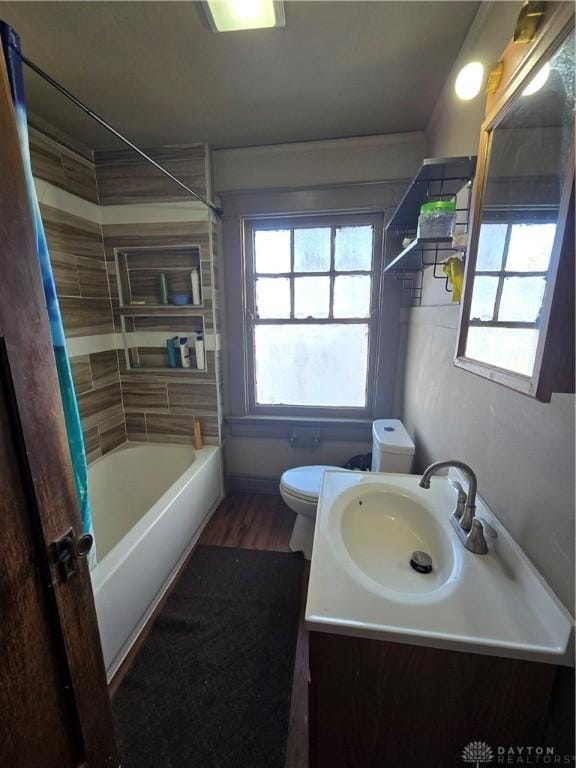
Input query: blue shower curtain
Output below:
<box><xmin>1</xmin><ymin>22</ymin><xmax>96</xmax><ymax>566</ymax></box>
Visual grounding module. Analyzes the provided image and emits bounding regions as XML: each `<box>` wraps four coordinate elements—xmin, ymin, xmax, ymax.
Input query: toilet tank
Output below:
<box><xmin>371</xmin><ymin>419</ymin><xmax>415</xmax><ymax>473</ymax></box>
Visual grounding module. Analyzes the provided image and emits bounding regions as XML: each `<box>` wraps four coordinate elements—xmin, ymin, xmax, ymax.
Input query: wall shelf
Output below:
<box><xmin>115</xmin><ymin>245</ymin><xmax>203</xmax><ymax>308</ymax></box>
<box><xmin>385</xmin><ymin>156</ymin><xmax>477</xmax><ymax>233</ymax></box>
<box><xmin>120</xmin><ymin>312</ymin><xmax>207</xmax><ymax>373</ymax></box>
<box><xmin>384</xmin><ymin>156</ymin><xmax>476</xmax><ymax>304</ymax></box>
<box><xmin>119</xmin><ymin>305</ymin><xmax>204</xmax><ymax>313</ymax></box>
<box><xmin>383</xmin><ymin>236</ymin><xmax>455</xmax><ymax>274</ymax></box>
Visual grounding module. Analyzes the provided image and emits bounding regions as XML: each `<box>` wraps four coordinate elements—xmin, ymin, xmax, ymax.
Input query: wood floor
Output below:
<box><xmin>112</xmin><ymin>493</ymin><xmax>309</xmax><ymax>768</ymax></box>
<box><xmin>199</xmin><ymin>492</ymin><xmax>297</xmax><ymax>552</ymax></box>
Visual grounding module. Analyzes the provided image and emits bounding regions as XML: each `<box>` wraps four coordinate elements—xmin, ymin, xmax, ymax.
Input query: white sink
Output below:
<box><xmin>339</xmin><ymin>485</ymin><xmax>457</xmax><ymax>598</ymax></box>
<box><xmin>306</xmin><ymin>469</ymin><xmax>574</xmax><ymax>665</ymax></box>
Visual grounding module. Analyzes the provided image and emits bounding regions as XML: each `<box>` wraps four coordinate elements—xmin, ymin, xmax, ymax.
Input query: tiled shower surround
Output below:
<box><xmin>30</xmin><ymin>128</ymin><xmax>223</xmax><ymax>461</ymax></box>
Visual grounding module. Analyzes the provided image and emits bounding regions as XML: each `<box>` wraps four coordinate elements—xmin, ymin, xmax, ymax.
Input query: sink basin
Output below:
<box><xmin>339</xmin><ymin>486</ymin><xmax>456</xmax><ymax>596</ymax></box>
<box><xmin>306</xmin><ymin>469</ymin><xmax>574</xmax><ymax>666</ymax></box>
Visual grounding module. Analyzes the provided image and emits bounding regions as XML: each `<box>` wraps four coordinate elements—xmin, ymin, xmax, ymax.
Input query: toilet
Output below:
<box><xmin>279</xmin><ymin>419</ymin><xmax>415</xmax><ymax>559</ymax></box>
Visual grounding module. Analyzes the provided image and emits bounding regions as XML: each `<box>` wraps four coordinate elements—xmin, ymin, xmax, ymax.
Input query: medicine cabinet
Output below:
<box><xmin>455</xmin><ymin>9</ymin><xmax>575</xmax><ymax>401</ymax></box>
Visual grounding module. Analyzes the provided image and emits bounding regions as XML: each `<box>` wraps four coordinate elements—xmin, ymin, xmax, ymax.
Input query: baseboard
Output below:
<box><xmin>107</xmin><ymin>491</ymin><xmax>224</xmax><ymax>693</ymax></box>
<box><xmin>226</xmin><ymin>474</ymin><xmax>280</xmax><ymax>495</ymax></box>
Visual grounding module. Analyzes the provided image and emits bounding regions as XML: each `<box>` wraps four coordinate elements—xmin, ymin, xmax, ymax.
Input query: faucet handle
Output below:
<box><xmin>450</xmin><ymin>479</ymin><xmax>467</xmax><ymax>500</ymax></box>
<box><xmin>464</xmin><ymin>519</ymin><xmax>488</xmax><ymax>555</ymax></box>
<box><xmin>450</xmin><ymin>480</ymin><xmax>467</xmax><ymax>520</ymax></box>
<box><xmin>476</xmin><ymin>516</ymin><xmax>498</xmax><ymax>539</ymax></box>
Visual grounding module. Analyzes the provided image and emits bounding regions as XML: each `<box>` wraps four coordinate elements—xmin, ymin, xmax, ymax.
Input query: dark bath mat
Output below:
<box><xmin>113</xmin><ymin>545</ymin><xmax>304</xmax><ymax>768</ymax></box>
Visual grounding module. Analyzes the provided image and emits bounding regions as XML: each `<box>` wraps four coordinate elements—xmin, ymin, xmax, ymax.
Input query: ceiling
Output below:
<box><xmin>0</xmin><ymin>1</ymin><xmax>480</xmax><ymax>151</ymax></box>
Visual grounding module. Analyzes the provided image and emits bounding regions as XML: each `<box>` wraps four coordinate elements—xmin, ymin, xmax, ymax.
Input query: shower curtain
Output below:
<box><xmin>1</xmin><ymin>22</ymin><xmax>96</xmax><ymax>567</ymax></box>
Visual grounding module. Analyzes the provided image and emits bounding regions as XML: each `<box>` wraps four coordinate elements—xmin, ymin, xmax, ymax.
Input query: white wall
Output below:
<box><xmin>426</xmin><ymin>1</ymin><xmax>522</xmax><ymax>158</ymax></box>
<box><xmin>213</xmin><ymin>132</ymin><xmax>425</xmax><ymax>193</ymax></box>
<box><xmin>402</xmin><ymin>1</ymin><xmax>574</xmax><ymax>611</ymax></box>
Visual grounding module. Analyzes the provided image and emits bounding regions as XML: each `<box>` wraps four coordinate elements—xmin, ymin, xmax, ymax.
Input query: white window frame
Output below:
<box><xmin>243</xmin><ymin>213</ymin><xmax>384</xmax><ymax>418</ymax></box>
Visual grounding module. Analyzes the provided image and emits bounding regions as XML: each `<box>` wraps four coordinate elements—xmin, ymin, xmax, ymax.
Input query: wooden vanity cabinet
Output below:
<box><xmin>308</xmin><ymin>631</ymin><xmax>560</xmax><ymax>768</ymax></box>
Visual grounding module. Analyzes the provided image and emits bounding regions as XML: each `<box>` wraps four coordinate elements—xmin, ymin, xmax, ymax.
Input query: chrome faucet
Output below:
<box><xmin>419</xmin><ymin>460</ymin><xmax>488</xmax><ymax>555</ymax></box>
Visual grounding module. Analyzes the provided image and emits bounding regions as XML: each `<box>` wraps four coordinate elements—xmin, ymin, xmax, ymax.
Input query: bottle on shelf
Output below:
<box><xmin>191</xmin><ymin>267</ymin><xmax>201</xmax><ymax>306</ymax></box>
<box><xmin>179</xmin><ymin>337</ymin><xmax>191</xmax><ymax>368</ymax></box>
<box><xmin>159</xmin><ymin>272</ymin><xmax>169</xmax><ymax>305</ymax></box>
<box><xmin>195</xmin><ymin>332</ymin><xmax>205</xmax><ymax>370</ymax></box>
<box><xmin>167</xmin><ymin>336</ymin><xmax>179</xmax><ymax>368</ymax></box>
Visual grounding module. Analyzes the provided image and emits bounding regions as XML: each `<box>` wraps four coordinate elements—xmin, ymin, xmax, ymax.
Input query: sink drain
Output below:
<box><xmin>410</xmin><ymin>551</ymin><xmax>433</xmax><ymax>574</ymax></box>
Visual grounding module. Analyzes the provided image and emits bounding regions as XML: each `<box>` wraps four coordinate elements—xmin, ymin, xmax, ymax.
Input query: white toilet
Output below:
<box><xmin>279</xmin><ymin>419</ymin><xmax>415</xmax><ymax>559</ymax></box>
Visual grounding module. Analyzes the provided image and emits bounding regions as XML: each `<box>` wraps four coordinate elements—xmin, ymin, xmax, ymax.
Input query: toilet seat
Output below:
<box><xmin>280</xmin><ymin>465</ymin><xmax>337</xmax><ymax>503</ymax></box>
<box><xmin>281</xmin><ymin>420</ymin><xmax>415</xmax><ymax>560</ymax></box>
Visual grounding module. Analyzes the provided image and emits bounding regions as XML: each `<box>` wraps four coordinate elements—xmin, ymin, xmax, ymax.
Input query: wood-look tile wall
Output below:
<box><xmin>71</xmin><ymin>352</ymin><xmax>126</xmax><ymax>462</ymax></box>
<box><xmin>119</xmin><ymin>351</ymin><xmax>220</xmax><ymax>445</ymax></box>
<box><xmin>94</xmin><ymin>144</ymin><xmax>209</xmax><ymax>205</ymax></box>
<box><xmin>30</xmin><ymin>128</ymin><xmax>99</xmax><ymax>203</ymax></box>
<box><xmin>103</xmin><ymin>219</ymin><xmax>221</xmax><ymax>446</ymax></box>
<box><xmin>30</xmin><ymin>132</ymin><xmax>127</xmax><ymax>462</ymax></box>
<box><xmin>96</xmin><ymin>143</ymin><xmax>223</xmax><ymax>448</ymax></box>
<box><xmin>211</xmin><ymin>220</ymin><xmax>225</xmax><ymax>422</ymax></box>
<box><xmin>30</xmin><ymin>131</ymin><xmax>222</xmax><ymax>455</ymax></box>
<box><xmin>41</xmin><ymin>206</ymin><xmax>116</xmax><ymax>338</ymax></box>
<box><xmin>117</xmin><ymin>350</ymin><xmax>220</xmax><ymax>445</ymax></box>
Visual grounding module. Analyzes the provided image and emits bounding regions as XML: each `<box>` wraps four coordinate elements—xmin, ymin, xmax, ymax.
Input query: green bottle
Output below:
<box><xmin>159</xmin><ymin>272</ymin><xmax>168</xmax><ymax>305</ymax></box>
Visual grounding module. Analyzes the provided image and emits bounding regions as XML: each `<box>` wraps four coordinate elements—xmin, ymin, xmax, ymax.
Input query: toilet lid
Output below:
<box><xmin>280</xmin><ymin>465</ymin><xmax>337</xmax><ymax>501</ymax></box>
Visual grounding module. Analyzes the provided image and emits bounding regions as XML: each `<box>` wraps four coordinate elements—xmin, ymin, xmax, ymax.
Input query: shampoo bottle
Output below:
<box><xmin>195</xmin><ymin>332</ymin><xmax>205</xmax><ymax>370</ymax></box>
<box><xmin>191</xmin><ymin>268</ymin><xmax>201</xmax><ymax>306</ymax></box>
<box><xmin>193</xmin><ymin>417</ymin><xmax>203</xmax><ymax>450</ymax></box>
<box><xmin>166</xmin><ymin>336</ymin><xmax>178</xmax><ymax>368</ymax></box>
<box><xmin>179</xmin><ymin>337</ymin><xmax>191</xmax><ymax>368</ymax></box>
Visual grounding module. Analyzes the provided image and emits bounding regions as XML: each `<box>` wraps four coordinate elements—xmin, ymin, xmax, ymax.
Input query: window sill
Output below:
<box><xmin>224</xmin><ymin>415</ymin><xmax>373</xmax><ymax>441</ymax></box>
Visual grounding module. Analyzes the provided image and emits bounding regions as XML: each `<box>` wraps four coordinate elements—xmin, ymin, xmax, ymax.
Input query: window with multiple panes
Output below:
<box><xmin>467</xmin><ymin>218</ymin><xmax>556</xmax><ymax>376</ymax></box>
<box><xmin>244</xmin><ymin>214</ymin><xmax>382</xmax><ymax>416</ymax></box>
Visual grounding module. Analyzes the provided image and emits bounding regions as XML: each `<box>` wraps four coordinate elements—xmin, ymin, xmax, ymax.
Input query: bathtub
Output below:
<box><xmin>89</xmin><ymin>442</ymin><xmax>223</xmax><ymax>679</ymax></box>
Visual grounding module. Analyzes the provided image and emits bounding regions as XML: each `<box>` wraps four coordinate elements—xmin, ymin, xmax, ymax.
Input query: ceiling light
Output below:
<box><xmin>522</xmin><ymin>62</ymin><xmax>550</xmax><ymax>95</ymax></box>
<box><xmin>203</xmin><ymin>0</ymin><xmax>285</xmax><ymax>32</ymax></box>
<box><xmin>454</xmin><ymin>62</ymin><xmax>485</xmax><ymax>101</ymax></box>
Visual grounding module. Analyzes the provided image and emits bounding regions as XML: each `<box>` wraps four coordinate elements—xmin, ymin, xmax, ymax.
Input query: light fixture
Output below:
<box><xmin>522</xmin><ymin>61</ymin><xmax>550</xmax><ymax>95</ymax></box>
<box><xmin>203</xmin><ymin>0</ymin><xmax>285</xmax><ymax>32</ymax></box>
<box><xmin>454</xmin><ymin>62</ymin><xmax>485</xmax><ymax>101</ymax></box>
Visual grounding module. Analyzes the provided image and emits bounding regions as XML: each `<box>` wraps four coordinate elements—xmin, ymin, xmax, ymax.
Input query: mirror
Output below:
<box><xmin>457</xmin><ymin>23</ymin><xmax>574</xmax><ymax>397</ymax></box>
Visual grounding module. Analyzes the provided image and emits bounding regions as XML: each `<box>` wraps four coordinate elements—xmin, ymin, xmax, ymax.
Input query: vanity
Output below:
<box><xmin>304</xmin><ymin>7</ymin><xmax>575</xmax><ymax>764</ymax></box>
<box><xmin>305</xmin><ymin>469</ymin><xmax>573</xmax><ymax>767</ymax></box>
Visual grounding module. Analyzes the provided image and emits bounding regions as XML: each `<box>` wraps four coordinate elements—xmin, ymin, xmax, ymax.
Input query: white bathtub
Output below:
<box><xmin>89</xmin><ymin>442</ymin><xmax>223</xmax><ymax>679</ymax></box>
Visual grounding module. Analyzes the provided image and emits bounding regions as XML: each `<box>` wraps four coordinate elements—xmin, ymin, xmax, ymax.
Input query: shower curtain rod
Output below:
<box><xmin>21</xmin><ymin>54</ymin><xmax>223</xmax><ymax>217</ymax></box>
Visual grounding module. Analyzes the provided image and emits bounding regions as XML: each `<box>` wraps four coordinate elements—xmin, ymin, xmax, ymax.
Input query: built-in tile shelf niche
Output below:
<box><xmin>120</xmin><ymin>313</ymin><xmax>207</xmax><ymax>373</ymax></box>
<box><xmin>115</xmin><ymin>245</ymin><xmax>203</xmax><ymax>309</ymax></box>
